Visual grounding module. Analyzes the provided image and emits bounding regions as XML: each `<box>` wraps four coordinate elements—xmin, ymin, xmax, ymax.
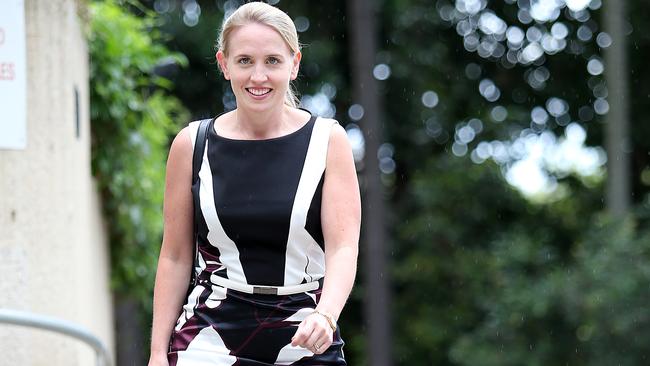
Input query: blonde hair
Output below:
<box><xmin>217</xmin><ymin>2</ymin><xmax>301</xmax><ymax>108</ymax></box>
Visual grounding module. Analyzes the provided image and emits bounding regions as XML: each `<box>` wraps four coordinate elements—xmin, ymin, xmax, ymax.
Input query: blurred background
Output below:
<box><xmin>1</xmin><ymin>0</ymin><xmax>650</xmax><ymax>365</ymax></box>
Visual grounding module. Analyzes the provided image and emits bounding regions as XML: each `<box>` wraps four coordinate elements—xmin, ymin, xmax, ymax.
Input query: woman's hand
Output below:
<box><xmin>290</xmin><ymin>311</ymin><xmax>334</xmax><ymax>354</ymax></box>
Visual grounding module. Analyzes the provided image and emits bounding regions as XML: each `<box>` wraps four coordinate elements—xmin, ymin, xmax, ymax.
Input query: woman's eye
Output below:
<box><xmin>238</xmin><ymin>58</ymin><xmax>251</xmax><ymax>64</ymax></box>
<box><xmin>267</xmin><ymin>57</ymin><xmax>280</xmax><ymax>65</ymax></box>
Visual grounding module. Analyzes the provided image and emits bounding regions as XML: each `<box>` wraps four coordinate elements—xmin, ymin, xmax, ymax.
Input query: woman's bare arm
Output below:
<box><xmin>317</xmin><ymin>122</ymin><xmax>361</xmax><ymax>320</ymax></box>
<box><xmin>149</xmin><ymin>127</ymin><xmax>195</xmax><ymax>362</ymax></box>
<box><xmin>291</xmin><ymin>122</ymin><xmax>361</xmax><ymax>353</ymax></box>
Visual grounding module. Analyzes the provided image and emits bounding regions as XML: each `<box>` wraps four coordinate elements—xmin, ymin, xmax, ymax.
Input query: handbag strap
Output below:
<box><xmin>190</xmin><ymin>117</ymin><xmax>213</xmax><ymax>287</ymax></box>
<box><xmin>192</xmin><ymin>118</ymin><xmax>212</xmax><ymax>184</ymax></box>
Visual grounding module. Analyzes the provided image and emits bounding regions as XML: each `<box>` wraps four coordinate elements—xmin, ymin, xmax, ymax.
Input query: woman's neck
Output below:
<box><xmin>233</xmin><ymin>105</ymin><xmax>294</xmax><ymax>139</ymax></box>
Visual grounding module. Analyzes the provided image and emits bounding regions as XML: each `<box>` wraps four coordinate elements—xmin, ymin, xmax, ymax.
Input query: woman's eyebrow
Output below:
<box><xmin>233</xmin><ymin>53</ymin><xmax>285</xmax><ymax>58</ymax></box>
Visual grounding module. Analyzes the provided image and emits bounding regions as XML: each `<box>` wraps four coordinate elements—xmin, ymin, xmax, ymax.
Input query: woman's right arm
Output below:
<box><xmin>148</xmin><ymin>127</ymin><xmax>195</xmax><ymax>365</ymax></box>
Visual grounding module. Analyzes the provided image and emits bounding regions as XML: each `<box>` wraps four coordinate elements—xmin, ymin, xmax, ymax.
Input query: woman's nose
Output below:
<box><xmin>250</xmin><ymin>65</ymin><xmax>267</xmax><ymax>82</ymax></box>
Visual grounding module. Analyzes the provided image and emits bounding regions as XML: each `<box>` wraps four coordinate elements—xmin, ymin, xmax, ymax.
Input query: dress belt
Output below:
<box><xmin>210</xmin><ymin>275</ymin><xmax>323</xmax><ymax>295</ymax></box>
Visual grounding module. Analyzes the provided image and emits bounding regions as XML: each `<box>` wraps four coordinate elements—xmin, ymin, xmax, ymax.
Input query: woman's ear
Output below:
<box><xmin>290</xmin><ymin>51</ymin><xmax>302</xmax><ymax>80</ymax></box>
<box><xmin>216</xmin><ymin>51</ymin><xmax>230</xmax><ymax>80</ymax></box>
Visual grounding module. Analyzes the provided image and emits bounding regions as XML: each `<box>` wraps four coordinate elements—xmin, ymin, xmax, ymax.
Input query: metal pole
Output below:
<box><xmin>0</xmin><ymin>308</ymin><xmax>113</xmax><ymax>366</ymax></box>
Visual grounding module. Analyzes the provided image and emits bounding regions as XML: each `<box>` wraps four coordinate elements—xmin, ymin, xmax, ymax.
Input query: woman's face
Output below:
<box><xmin>217</xmin><ymin>22</ymin><xmax>301</xmax><ymax>113</ymax></box>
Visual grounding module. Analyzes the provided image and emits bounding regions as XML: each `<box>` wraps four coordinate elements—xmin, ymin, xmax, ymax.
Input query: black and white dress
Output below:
<box><xmin>168</xmin><ymin>111</ymin><xmax>346</xmax><ymax>365</ymax></box>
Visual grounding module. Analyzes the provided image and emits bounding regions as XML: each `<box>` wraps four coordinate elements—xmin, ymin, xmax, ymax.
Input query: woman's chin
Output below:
<box><xmin>240</xmin><ymin>94</ymin><xmax>285</xmax><ymax>111</ymax></box>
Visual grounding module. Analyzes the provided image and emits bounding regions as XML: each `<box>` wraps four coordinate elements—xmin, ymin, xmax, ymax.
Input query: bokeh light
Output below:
<box><xmin>373</xmin><ymin>64</ymin><xmax>391</xmax><ymax>80</ymax></box>
<box><xmin>421</xmin><ymin>91</ymin><xmax>440</xmax><ymax>108</ymax></box>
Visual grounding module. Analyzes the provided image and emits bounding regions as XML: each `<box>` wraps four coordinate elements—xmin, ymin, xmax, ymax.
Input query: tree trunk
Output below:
<box><xmin>115</xmin><ymin>294</ymin><xmax>147</xmax><ymax>366</ymax></box>
<box><xmin>346</xmin><ymin>0</ymin><xmax>392</xmax><ymax>364</ymax></box>
<box><xmin>604</xmin><ymin>0</ymin><xmax>631</xmax><ymax>216</ymax></box>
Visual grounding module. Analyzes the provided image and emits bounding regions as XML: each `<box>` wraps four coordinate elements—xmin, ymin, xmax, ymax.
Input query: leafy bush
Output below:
<box><xmin>449</xmin><ymin>215</ymin><xmax>650</xmax><ymax>366</ymax></box>
<box><xmin>88</xmin><ymin>0</ymin><xmax>188</xmax><ymax>307</ymax></box>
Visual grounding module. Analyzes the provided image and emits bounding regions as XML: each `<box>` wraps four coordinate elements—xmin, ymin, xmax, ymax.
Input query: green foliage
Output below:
<box><xmin>88</xmin><ymin>0</ymin><xmax>188</xmax><ymax>305</ymax></box>
<box><xmin>394</xmin><ymin>153</ymin><xmax>650</xmax><ymax>365</ymax></box>
<box><xmin>381</xmin><ymin>1</ymin><xmax>650</xmax><ymax>364</ymax></box>
<box><xmin>448</xmin><ymin>214</ymin><xmax>650</xmax><ymax>366</ymax></box>
<box><xmin>393</xmin><ymin>156</ymin><xmax>539</xmax><ymax>365</ymax></box>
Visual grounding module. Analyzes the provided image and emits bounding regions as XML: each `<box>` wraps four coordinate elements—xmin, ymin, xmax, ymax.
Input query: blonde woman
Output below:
<box><xmin>148</xmin><ymin>2</ymin><xmax>360</xmax><ymax>365</ymax></box>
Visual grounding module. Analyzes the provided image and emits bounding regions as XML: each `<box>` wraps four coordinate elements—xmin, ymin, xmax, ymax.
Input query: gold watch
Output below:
<box><xmin>312</xmin><ymin>309</ymin><xmax>337</xmax><ymax>332</ymax></box>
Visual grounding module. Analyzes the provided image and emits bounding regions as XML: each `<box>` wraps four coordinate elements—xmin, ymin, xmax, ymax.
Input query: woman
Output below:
<box><xmin>148</xmin><ymin>2</ymin><xmax>360</xmax><ymax>365</ymax></box>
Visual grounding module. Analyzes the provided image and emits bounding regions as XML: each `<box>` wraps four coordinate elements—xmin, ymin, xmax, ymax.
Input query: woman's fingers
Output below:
<box><xmin>305</xmin><ymin>327</ymin><xmax>332</xmax><ymax>354</ymax></box>
<box><xmin>291</xmin><ymin>312</ymin><xmax>333</xmax><ymax>354</ymax></box>
<box><xmin>291</xmin><ymin>318</ymin><xmax>314</xmax><ymax>347</ymax></box>
<box><xmin>305</xmin><ymin>326</ymin><xmax>326</xmax><ymax>352</ymax></box>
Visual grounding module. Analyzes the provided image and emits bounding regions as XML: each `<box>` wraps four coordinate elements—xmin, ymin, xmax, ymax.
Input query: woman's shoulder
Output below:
<box><xmin>326</xmin><ymin>121</ymin><xmax>347</xmax><ymax>145</ymax></box>
<box><xmin>313</xmin><ymin>115</ymin><xmax>344</xmax><ymax>139</ymax></box>
<box><xmin>170</xmin><ymin>113</ymin><xmax>217</xmax><ymax>159</ymax></box>
<box><xmin>315</xmin><ymin>116</ymin><xmax>348</xmax><ymax>160</ymax></box>
<box><xmin>182</xmin><ymin>111</ymin><xmax>232</xmax><ymax>146</ymax></box>
<box><xmin>169</xmin><ymin>125</ymin><xmax>192</xmax><ymax>159</ymax></box>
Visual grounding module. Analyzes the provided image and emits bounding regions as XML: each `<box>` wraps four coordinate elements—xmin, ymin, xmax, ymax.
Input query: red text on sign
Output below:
<box><xmin>0</xmin><ymin>62</ymin><xmax>15</xmax><ymax>80</ymax></box>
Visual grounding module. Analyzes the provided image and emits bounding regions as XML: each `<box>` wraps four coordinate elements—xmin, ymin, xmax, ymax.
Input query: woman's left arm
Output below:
<box><xmin>316</xmin><ymin>122</ymin><xmax>361</xmax><ymax>320</ymax></box>
<box><xmin>291</xmin><ymin>122</ymin><xmax>361</xmax><ymax>353</ymax></box>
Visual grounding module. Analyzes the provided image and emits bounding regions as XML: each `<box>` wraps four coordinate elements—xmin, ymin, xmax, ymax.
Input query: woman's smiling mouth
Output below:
<box><xmin>246</xmin><ymin>87</ymin><xmax>272</xmax><ymax>97</ymax></box>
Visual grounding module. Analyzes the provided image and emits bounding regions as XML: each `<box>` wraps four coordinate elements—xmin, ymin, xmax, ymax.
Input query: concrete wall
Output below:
<box><xmin>0</xmin><ymin>0</ymin><xmax>114</xmax><ymax>365</ymax></box>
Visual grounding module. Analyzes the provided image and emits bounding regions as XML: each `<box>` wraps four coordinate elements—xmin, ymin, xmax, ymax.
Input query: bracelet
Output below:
<box><xmin>311</xmin><ymin>309</ymin><xmax>337</xmax><ymax>332</ymax></box>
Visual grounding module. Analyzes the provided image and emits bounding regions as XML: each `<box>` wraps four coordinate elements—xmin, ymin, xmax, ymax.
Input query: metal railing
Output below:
<box><xmin>0</xmin><ymin>308</ymin><xmax>113</xmax><ymax>366</ymax></box>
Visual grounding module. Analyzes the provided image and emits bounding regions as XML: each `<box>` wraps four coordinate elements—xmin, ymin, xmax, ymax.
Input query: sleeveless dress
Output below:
<box><xmin>167</xmin><ymin>112</ymin><xmax>347</xmax><ymax>366</ymax></box>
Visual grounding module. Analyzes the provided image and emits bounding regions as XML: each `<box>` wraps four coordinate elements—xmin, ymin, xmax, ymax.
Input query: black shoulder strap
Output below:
<box><xmin>189</xmin><ymin>117</ymin><xmax>213</xmax><ymax>289</ymax></box>
<box><xmin>192</xmin><ymin>118</ymin><xmax>212</xmax><ymax>184</ymax></box>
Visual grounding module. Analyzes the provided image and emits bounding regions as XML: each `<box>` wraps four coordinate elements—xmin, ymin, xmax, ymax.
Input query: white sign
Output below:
<box><xmin>0</xmin><ymin>0</ymin><xmax>26</xmax><ymax>150</ymax></box>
